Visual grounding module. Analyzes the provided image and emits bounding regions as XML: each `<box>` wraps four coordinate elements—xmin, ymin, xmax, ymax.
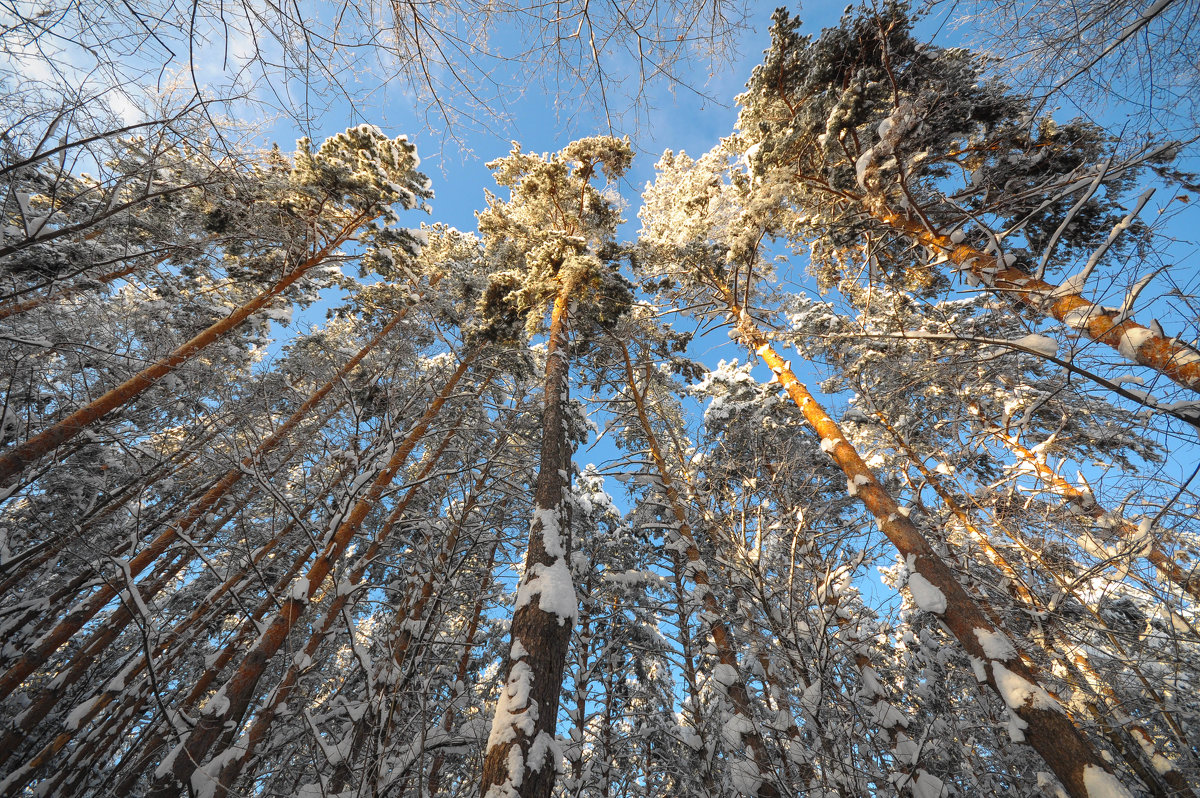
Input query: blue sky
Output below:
<box><xmin>1</xmin><ymin>0</ymin><xmax>1194</xmax><ymax>700</ymax></box>
<box><xmin>190</xmin><ymin>1</ymin><xmax>1200</xmax><ymax>606</ymax></box>
<box><xmin>244</xmin><ymin>0</ymin><xmax>1200</xmax><ymax>513</ymax></box>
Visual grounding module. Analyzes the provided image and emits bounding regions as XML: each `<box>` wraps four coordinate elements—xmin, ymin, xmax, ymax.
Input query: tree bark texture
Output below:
<box><xmin>479</xmin><ymin>284</ymin><xmax>576</xmax><ymax>798</ymax></box>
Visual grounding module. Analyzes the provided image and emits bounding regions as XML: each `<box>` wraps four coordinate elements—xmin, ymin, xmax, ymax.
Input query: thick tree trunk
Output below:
<box><xmin>874</xmin><ymin>402</ymin><xmax>1195</xmax><ymax>791</ymax></box>
<box><xmin>479</xmin><ymin>284</ymin><xmax>577</xmax><ymax>798</ymax></box>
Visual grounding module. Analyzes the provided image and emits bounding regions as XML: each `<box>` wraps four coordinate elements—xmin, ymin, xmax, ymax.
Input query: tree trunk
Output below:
<box><xmin>147</xmin><ymin>348</ymin><xmax>478</xmax><ymax>798</ymax></box>
<box><xmin>721</xmin><ymin>290</ymin><xmax>1135</xmax><ymax>798</ymax></box>
<box><xmin>872</xmin><ymin>400</ymin><xmax>1196</xmax><ymax>790</ymax></box>
<box><xmin>617</xmin><ymin>337</ymin><xmax>780</xmax><ymax>798</ymax></box>
<box><xmin>0</xmin><ymin>213</ymin><xmax>370</xmax><ymax>486</ymax></box>
<box><xmin>0</xmin><ymin>258</ymin><xmax>152</xmax><ymax>322</ymax></box>
<box><xmin>0</xmin><ymin>465</ymin><xmax>347</xmax><ymax>795</ymax></box>
<box><xmin>0</xmin><ymin>309</ymin><xmax>404</xmax><ymax>702</ymax></box>
<box><xmin>983</xmin><ymin>421</ymin><xmax>1200</xmax><ymax>602</ymax></box>
<box><xmin>479</xmin><ymin>283</ymin><xmax>577</xmax><ymax>798</ymax></box>
<box><xmin>427</xmin><ymin>540</ymin><xmax>499</xmax><ymax>794</ymax></box>
<box><xmin>214</xmin><ymin>408</ymin><xmax>477</xmax><ymax>797</ymax></box>
<box><xmin>872</xmin><ymin>201</ymin><xmax>1200</xmax><ymax>396</ymax></box>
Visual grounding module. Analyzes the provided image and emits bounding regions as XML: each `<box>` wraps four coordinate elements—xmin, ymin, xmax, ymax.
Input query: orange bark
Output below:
<box><xmin>720</xmin><ymin>288</ymin><xmax>1131</xmax><ymax>798</ymax></box>
<box><xmin>0</xmin><ymin>308</ymin><xmax>399</xmax><ymax>702</ymax></box>
<box><xmin>212</xmin><ymin>406</ymin><xmax>477</xmax><ymax>796</ymax></box>
<box><xmin>0</xmin><ymin>213</ymin><xmax>370</xmax><ymax>486</ymax></box>
<box><xmin>985</xmin><ymin>423</ymin><xmax>1200</xmax><ymax>602</ymax></box>
<box><xmin>8</xmin><ymin>530</ymin><xmax>323</xmax><ymax>798</ymax></box>
<box><xmin>875</xmin><ymin>205</ymin><xmax>1200</xmax><ymax>395</ymax></box>
<box><xmin>0</xmin><ymin>259</ymin><xmax>151</xmax><ymax>322</ymax></box>
<box><xmin>148</xmin><ymin>348</ymin><xmax>478</xmax><ymax>797</ymax></box>
<box><xmin>617</xmin><ymin>337</ymin><xmax>780</xmax><ymax>798</ymax></box>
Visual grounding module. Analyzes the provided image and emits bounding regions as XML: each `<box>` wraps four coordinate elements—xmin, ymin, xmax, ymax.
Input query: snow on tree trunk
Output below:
<box><xmin>0</xmin><ymin>221</ymin><xmax>369</xmax><ymax>487</ymax></box>
<box><xmin>480</xmin><ymin>285</ymin><xmax>577</xmax><ymax>798</ymax></box>
<box><xmin>427</xmin><ymin>539</ymin><xmax>501</xmax><ymax>795</ymax></box>
<box><xmin>145</xmin><ymin>349</ymin><xmax>477</xmax><ymax>798</ymax></box>
<box><xmin>209</xmin><ymin>412</ymin><xmax>472</xmax><ymax>797</ymax></box>
<box><xmin>874</xmin><ymin>203</ymin><xmax>1200</xmax><ymax>397</ymax></box>
<box><xmin>0</xmin><ymin>259</ymin><xmax>154</xmax><ymax>322</ymax></box>
<box><xmin>0</xmin><ymin>310</ymin><xmax>404</xmax><ymax>705</ymax></box>
<box><xmin>983</xmin><ymin>421</ymin><xmax>1200</xmax><ymax>602</ymax></box>
<box><xmin>321</xmin><ymin>405</ymin><xmax>505</xmax><ymax>796</ymax></box>
<box><xmin>52</xmin><ymin>530</ymin><xmax>325</xmax><ymax>798</ymax></box>
<box><xmin>723</xmin><ymin>292</ymin><xmax>1132</xmax><ymax>798</ymax></box>
<box><xmin>617</xmin><ymin>337</ymin><xmax>781</xmax><ymax>798</ymax></box>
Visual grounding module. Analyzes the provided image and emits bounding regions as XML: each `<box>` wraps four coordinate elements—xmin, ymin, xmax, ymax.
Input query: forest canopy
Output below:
<box><xmin>1</xmin><ymin>3</ymin><xmax>1199</xmax><ymax>798</ymax></box>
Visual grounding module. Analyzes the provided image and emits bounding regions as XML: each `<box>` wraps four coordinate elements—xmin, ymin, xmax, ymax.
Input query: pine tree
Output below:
<box><xmin>475</xmin><ymin>137</ymin><xmax>634</xmax><ymax>798</ymax></box>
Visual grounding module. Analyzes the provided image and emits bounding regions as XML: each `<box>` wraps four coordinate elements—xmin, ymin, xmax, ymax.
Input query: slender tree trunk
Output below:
<box><xmin>0</xmin><ymin>462</ymin><xmax>349</xmax><ymax>794</ymax></box>
<box><xmin>0</xmin><ymin>440</ymin><xmax>211</xmax><ymax>603</ymax></box>
<box><xmin>665</xmin><ymin>547</ymin><xmax>719</xmax><ymax>795</ymax></box>
<box><xmin>0</xmin><ymin>309</ymin><xmax>403</xmax><ymax>702</ymax></box>
<box><xmin>983</xmin><ymin>421</ymin><xmax>1200</xmax><ymax>601</ymax></box>
<box><xmin>0</xmin><ymin>258</ymin><xmax>154</xmax><ymax>322</ymax></box>
<box><xmin>213</xmin><ymin>408</ymin><xmax>477</xmax><ymax>797</ymax></box>
<box><xmin>871</xmin><ymin>201</ymin><xmax>1200</xmax><ymax>395</ymax></box>
<box><xmin>0</xmin><ymin>213</ymin><xmax>371</xmax><ymax>486</ymax></box>
<box><xmin>0</xmin><ymin>473</ymin><xmax>285</xmax><ymax>774</ymax></box>
<box><xmin>25</xmin><ymin>479</ymin><xmax>334</xmax><ymax>798</ymax></box>
<box><xmin>87</xmin><ymin>533</ymin><xmax>324</xmax><ymax>798</ymax></box>
<box><xmin>146</xmin><ymin>348</ymin><xmax>478</xmax><ymax>798</ymax></box>
<box><xmin>720</xmin><ymin>289</ymin><xmax>1135</xmax><ymax>798</ymax></box>
<box><xmin>365</xmin><ymin>423</ymin><xmax>509</xmax><ymax>791</ymax></box>
<box><xmin>0</xmin><ymin>417</ymin><xmax>223</xmax><ymax>595</ymax></box>
<box><xmin>0</xmin><ymin>461</ymin><xmax>222</xmax><ymax>655</ymax></box>
<box><xmin>479</xmin><ymin>283</ymin><xmax>577</xmax><ymax>798</ymax></box>
<box><xmin>427</xmin><ymin>539</ymin><xmax>500</xmax><ymax>794</ymax></box>
<box><xmin>616</xmin><ymin>337</ymin><xmax>780</xmax><ymax>798</ymax></box>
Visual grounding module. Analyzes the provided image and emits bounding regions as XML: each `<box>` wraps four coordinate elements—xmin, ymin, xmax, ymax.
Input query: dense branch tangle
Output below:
<box><xmin>3</xmin><ymin>8</ymin><xmax>1200</xmax><ymax>796</ymax></box>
